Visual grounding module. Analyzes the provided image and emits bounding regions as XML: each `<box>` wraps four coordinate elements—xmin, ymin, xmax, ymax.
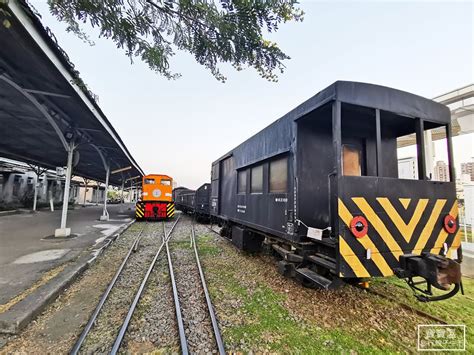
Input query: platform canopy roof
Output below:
<box><xmin>0</xmin><ymin>0</ymin><xmax>144</xmax><ymax>186</ymax></box>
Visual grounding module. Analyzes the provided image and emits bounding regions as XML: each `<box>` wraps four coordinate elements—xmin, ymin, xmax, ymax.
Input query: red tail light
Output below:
<box><xmin>350</xmin><ymin>216</ymin><xmax>368</xmax><ymax>238</ymax></box>
<box><xmin>443</xmin><ymin>215</ymin><xmax>457</xmax><ymax>234</ymax></box>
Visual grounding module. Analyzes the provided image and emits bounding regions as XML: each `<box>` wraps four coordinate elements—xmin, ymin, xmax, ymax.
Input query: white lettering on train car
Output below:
<box><xmin>237</xmin><ymin>204</ymin><xmax>246</xmax><ymax>213</ymax></box>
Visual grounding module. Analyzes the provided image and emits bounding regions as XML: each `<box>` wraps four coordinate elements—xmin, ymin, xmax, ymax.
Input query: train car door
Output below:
<box><xmin>218</xmin><ymin>156</ymin><xmax>235</xmax><ymax>218</ymax></box>
<box><xmin>210</xmin><ymin>162</ymin><xmax>219</xmax><ymax>216</ymax></box>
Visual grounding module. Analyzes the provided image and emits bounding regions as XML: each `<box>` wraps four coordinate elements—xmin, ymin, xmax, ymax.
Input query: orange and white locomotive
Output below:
<box><xmin>136</xmin><ymin>174</ymin><xmax>175</xmax><ymax>220</ymax></box>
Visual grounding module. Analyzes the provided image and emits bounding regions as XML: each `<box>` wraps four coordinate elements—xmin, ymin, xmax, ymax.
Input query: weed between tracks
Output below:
<box><xmin>195</xmin><ymin>227</ymin><xmax>473</xmax><ymax>353</ymax></box>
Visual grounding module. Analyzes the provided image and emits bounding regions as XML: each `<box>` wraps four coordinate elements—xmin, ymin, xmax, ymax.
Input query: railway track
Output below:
<box><xmin>166</xmin><ymin>217</ymin><xmax>225</xmax><ymax>354</ymax></box>
<box><xmin>70</xmin><ymin>217</ymin><xmax>180</xmax><ymax>354</ymax></box>
<box><xmin>70</xmin><ymin>215</ymin><xmax>224</xmax><ymax>354</ymax></box>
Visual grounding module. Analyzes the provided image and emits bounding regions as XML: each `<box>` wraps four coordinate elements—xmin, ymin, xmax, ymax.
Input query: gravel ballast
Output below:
<box><xmin>168</xmin><ymin>217</ymin><xmax>218</xmax><ymax>354</ymax></box>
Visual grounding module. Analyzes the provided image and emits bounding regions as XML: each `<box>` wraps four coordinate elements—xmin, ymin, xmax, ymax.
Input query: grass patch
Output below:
<box><xmin>198</xmin><ymin>230</ymin><xmax>473</xmax><ymax>353</ymax></box>
<box><xmin>196</xmin><ymin>235</ymin><xmax>221</xmax><ymax>257</ymax></box>
<box><xmin>168</xmin><ymin>239</ymin><xmax>192</xmax><ymax>250</ymax></box>
<box><xmin>372</xmin><ymin>276</ymin><xmax>474</xmax><ymax>352</ymax></box>
<box><xmin>219</xmin><ymin>274</ymin><xmax>380</xmax><ymax>353</ymax></box>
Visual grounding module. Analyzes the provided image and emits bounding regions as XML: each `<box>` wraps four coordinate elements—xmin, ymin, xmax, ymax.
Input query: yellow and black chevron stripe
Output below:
<box><xmin>135</xmin><ymin>202</ymin><xmax>144</xmax><ymax>220</ymax></box>
<box><xmin>166</xmin><ymin>202</ymin><xmax>175</xmax><ymax>218</ymax></box>
<box><xmin>338</xmin><ymin>196</ymin><xmax>459</xmax><ymax>278</ymax></box>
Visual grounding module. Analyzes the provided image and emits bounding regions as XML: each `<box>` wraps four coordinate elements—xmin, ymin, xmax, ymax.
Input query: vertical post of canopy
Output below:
<box><xmin>120</xmin><ymin>179</ymin><xmax>124</xmax><ymax>203</ymax></box>
<box><xmin>28</xmin><ymin>165</ymin><xmax>46</xmax><ymax>212</ymax></box>
<box><xmin>55</xmin><ymin>143</ymin><xmax>75</xmax><ymax>237</ymax></box>
<box><xmin>415</xmin><ymin>118</ymin><xmax>426</xmax><ymax>180</ymax></box>
<box><xmin>33</xmin><ymin>179</ymin><xmax>39</xmax><ymax>212</ymax></box>
<box><xmin>375</xmin><ymin>109</ymin><xmax>382</xmax><ymax>177</ymax></box>
<box><xmin>83</xmin><ymin>178</ymin><xmax>90</xmax><ymax>206</ymax></box>
<box><xmin>100</xmin><ymin>165</ymin><xmax>110</xmax><ymax>221</ymax></box>
<box><xmin>90</xmin><ymin>144</ymin><xmax>110</xmax><ymax>220</ymax></box>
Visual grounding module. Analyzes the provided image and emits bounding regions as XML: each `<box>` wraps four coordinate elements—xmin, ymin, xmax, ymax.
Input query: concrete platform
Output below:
<box><xmin>0</xmin><ymin>204</ymin><xmax>134</xmax><ymax>307</ymax></box>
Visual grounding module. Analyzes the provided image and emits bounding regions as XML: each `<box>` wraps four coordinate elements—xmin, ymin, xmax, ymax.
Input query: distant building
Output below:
<box><xmin>398</xmin><ymin>157</ymin><xmax>418</xmax><ymax>180</ymax></box>
<box><xmin>0</xmin><ymin>158</ymin><xmax>80</xmax><ymax>209</ymax></box>
<box><xmin>433</xmin><ymin>160</ymin><xmax>449</xmax><ymax>181</ymax></box>
<box><xmin>73</xmin><ymin>177</ymin><xmax>106</xmax><ymax>205</ymax></box>
<box><xmin>461</xmin><ymin>161</ymin><xmax>474</xmax><ymax>182</ymax></box>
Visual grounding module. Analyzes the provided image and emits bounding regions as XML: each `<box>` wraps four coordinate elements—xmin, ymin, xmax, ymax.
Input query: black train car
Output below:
<box><xmin>174</xmin><ymin>187</ymin><xmax>193</xmax><ymax>212</ymax></box>
<box><xmin>173</xmin><ymin>184</ymin><xmax>211</xmax><ymax>221</ymax></box>
<box><xmin>210</xmin><ymin>81</ymin><xmax>462</xmax><ymax>301</ymax></box>
<box><xmin>195</xmin><ymin>183</ymin><xmax>211</xmax><ymax>222</ymax></box>
<box><xmin>175</xmin><ymin>189</ymin><xmax>195</xmax><ymax>214</ymax></box>
<box><xmin>172</xmin><ymin>186</ymin><xmax>191</xmax><ymax>203</ymax></box>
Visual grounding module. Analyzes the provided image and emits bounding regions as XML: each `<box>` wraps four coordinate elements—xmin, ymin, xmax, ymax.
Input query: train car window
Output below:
<box><xmin>393</xmin><ymin>117</ymin><xmax>419</xmax><ymax>180</ymax></box>
<box><xmin>251</xmin><ymin>165</ymin><xmax>263</xmax><ymax>193</ymax></box>
<box><xmin>425</xmin><ymin>127</ymin><xmax>450</xmax><ymax>182</ymax></box>
<box><xmin>237</xmin><ymin>170</ymin><xmax>246</xmax><ymax>194</ymax></box>
<box><xmin>269</xmin><ymin>157</ymin><xmax>287</xmax><ymax>193</ymax></box>
<box><xmin>144</xmin><ymin>178</ymin><xmax>155</xmax><ymax>184</ymax></box>
<box><xmin>342</xmin><ymin>145</ymin><xmax>361</xmax><ymax>176</ymax></box>
<box><xmin>161</xmin><ymin>179</ymin><xmax>171</xmax><ymax>186</ymax></box>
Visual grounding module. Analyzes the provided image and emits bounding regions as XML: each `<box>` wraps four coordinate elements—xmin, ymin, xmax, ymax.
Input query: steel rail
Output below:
<box><xmin>166</xmin><ymin>222</ymin><xmax>189</xmax><ymax>355</ymax></box>
<box><xmin>111</xmin><ymin>216</ymin><xmax>180</xmax><ymax>354</ymax></box>
<box><xmin>70</xmin><ymin>223</ymin><xmax>147</xmax><ymax>355</ymax></box>
<box><xmin>206</xmin><ymin>223</ymin><xmax>222</xmax><ymax>237</ymax></box>
<box><xmin>191</xmin><ymin>223</ymin><xmax>226</xmax><ymax>355</ymax></box>
<box><xmin>133</xmin><ymin>227</ymin><xmax>146</xmax><ymax>252</ymax></box>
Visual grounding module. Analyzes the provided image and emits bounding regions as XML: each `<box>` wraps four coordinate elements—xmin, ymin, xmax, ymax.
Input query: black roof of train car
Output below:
<box><xmin>212</xmin><ymin>81</ymin><xmax>450</xmax><ymax>167</ymax></box>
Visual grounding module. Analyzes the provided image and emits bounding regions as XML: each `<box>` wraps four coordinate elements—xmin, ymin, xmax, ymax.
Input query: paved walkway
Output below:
<box><xmin>0</xmin><ymin>204</ymin><xmax>134</xmax><ymax>305</ymax></box>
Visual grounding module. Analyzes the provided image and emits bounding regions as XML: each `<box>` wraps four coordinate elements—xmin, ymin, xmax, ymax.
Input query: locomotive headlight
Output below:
<box><xmin>350</xmin><ymin>216</ymin><xmax>368</xmax><ymax>238</ymax></box>
<box><xmin>142</xmin><ymin>192</ymin><xmax>148</xmax><ymax>196</ymax></box>
<box><xmin>443</xmin><ymin>215</ymin><xmax>457</xmax><ymax>234</ymax></box>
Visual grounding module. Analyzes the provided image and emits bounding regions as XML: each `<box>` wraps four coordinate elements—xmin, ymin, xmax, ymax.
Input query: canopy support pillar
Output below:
<box><xmin>100</xmin><ymin>165</ymin><xmax>110</xmax><ymax>221</ymax></box>
<box><xmin>83</xmin><ymin>178</ymin><xmax>90</xmax><ymax>206</ymax></box>
<box><xmin>95</xmin><ymin>182</ymin><xmax>100</xmax><ymax>205</ymax></box>
<box><xmin>118</xmin><ymin>179</ymin><xmax>126</xmax><ymax>213</ymax></box>
<box><xmin>55</xmin><ymin>144</ymin><xmax>75</xmax><ymax>237</ymax></box>
<box><xmin>120</xmin><ymin>179</ymin><xmax>124</xmax><ymax>203</ymax></box>
<box><xmin>28</xmin><ymin>165</ymin><xmax>47</xmax><ymax>212</ymax></box>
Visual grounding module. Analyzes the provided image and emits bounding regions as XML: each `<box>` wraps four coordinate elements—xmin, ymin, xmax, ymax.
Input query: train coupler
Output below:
<box><xmin>394</xmin><ymin>253</ymin><xmax>462</xmax><ymax>302</ymax></box>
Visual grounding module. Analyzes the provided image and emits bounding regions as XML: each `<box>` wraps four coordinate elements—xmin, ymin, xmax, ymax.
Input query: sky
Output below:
<box><xmin>31</xmin><ymin>0</ymin><xmax>473</xmax><ymax>189</ymax></box>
